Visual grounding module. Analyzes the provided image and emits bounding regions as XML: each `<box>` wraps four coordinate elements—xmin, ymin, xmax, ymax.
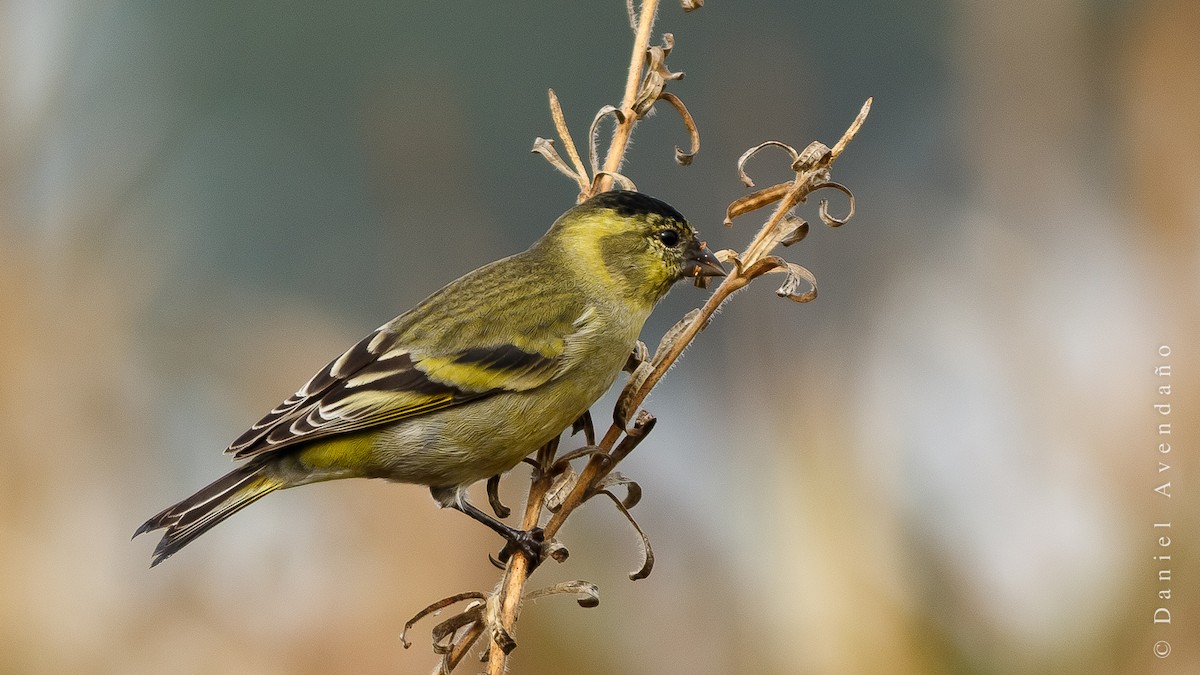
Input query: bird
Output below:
<box><xmin>134</xmin><ymin>190</ymin><xmax>725</xmax><ymax>567</ymax></box>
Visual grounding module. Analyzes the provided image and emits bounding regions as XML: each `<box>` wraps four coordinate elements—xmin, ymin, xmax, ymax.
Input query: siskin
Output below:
<box><xmin>135</xmin><ymin>190</ymin><xmax>724</xmax><ymax>567</ymax></box>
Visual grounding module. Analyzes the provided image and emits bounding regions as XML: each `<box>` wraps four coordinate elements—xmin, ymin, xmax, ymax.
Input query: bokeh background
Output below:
<box><xmin>2</xmin><ymin>1</ymin><xmax>1196</xmax><ymax>673</ymax></box>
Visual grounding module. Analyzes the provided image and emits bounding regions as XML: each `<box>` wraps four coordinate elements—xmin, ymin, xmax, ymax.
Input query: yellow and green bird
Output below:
<box><xmin>135</xmin><ymin>190</ymin><xmax>724</xmax><ymax>567</ymax></box>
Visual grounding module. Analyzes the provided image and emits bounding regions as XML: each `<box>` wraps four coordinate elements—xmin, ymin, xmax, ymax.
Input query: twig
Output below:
<box><xmin>482</xmin><ymin>439</ymin><xmax>553</xmax><ymax>673</ymax></box>
<box><xmin>594</xmin><ymin>0</ymin><xmax>661</xmax><ymax>193</ymax></box>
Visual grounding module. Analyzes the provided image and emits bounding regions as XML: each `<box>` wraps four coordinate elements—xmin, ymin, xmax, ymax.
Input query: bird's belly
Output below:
<box><xmin>367</xmin><ymin>369</ymin><xmax>620</xmax><ymax>488</ymax></box>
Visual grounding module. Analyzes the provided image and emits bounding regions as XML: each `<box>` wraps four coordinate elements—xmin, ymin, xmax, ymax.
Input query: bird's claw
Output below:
<box><xmin>496</xmin><ymin>526</ymin><xmax>546</xmax><ymax>569</ymax></box>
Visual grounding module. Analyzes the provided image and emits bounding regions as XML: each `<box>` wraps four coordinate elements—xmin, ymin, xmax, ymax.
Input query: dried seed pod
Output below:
<box><xmin>724</xmin><ymin>182</ymin><xmax>791</xmax><ymax>226</ymax></box>
<box><xmin>547</xmin><ymin>89</ymin><xmax>590</xmax><ymax>189</ymax></box>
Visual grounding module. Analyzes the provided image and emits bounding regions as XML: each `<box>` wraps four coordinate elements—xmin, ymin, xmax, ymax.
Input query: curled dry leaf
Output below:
<box><xmin>624</xmin><ymin>340</ymin><xmax>649</xmax><ymax>373</ymax></box>
<box><xmin>546</xmin><ymin>540</ymin><xmax>570</xmax><ymax>563</ymax></box>
<box><xmin>780</xmin><ymin>213</ymin><xmax>810</xmax><ymax>246</ymax></box>
<box><xmin>608</xmin><ymin>410</ymin><xmax>657</xmax><ymax>467</ymax></box>
<box><xmin>545</xmin><ymin>466</ymin><xmax>579</xmax><ymax>512</ymax></box>
<box><xmin>614</xmin><ymin>358</ymin><xmax>652</xmax><ymax>429</ymax></box>
<box><xmin>714</xmin><ymin>248</ymin><xmax>740</xmax><ymax>266</ymax></box>
<box><xmin>658</xmin><ymin>92</ymin><xmax>700</xmax><ymax>166</ymax></box>
<box><xmin>736</xmin><ymin>140</ymin><xmax>799</xmax><ymax>188</ymax></box>
<box><xmin>591</xmin><ymin>170</ymin><xmax>637</xmax><ymax>193</ymax></box>
<box><xmin>401</xmin><ymin>591</ymin><xmax>488</xmax><ymax>649</ymax></box>
<box><xmin>598</xmin><ymin>488</ymin><xmax>655</xmax><ymax>580</ymax></box>
<box><xmin>633</xmin><ymin>34</ymin><xmax>684</xmax><ymax>117</ymax></box>
<box><xmin>571</xmin><ymin>409</ymin><xmax>596</xmax><ymax>446</ymax></box>
<box><xmin>486</xmin><ymin>474</ymin><xmax>510</xmax><ymax>519</ymax></box>
<box><xmin>531</xmin><ymin>137</ymin><xmax>585</xmax><ymax>188</ymax></box>
<box><xmin>433</xmin><ymin>620</ymin><xmax>485</xmax><ymax>674</ymax></box>
<box><xmin>813</xmin><ymin>181</ymin><xmax>855</xmax><ymax>227</ymax></box>
<box><xmin>488</xmin><ymin>623</ymin><xmax>517</xmax><ymax>657</ymax></box>
<box><xmin>660</xmin><ymin>32</ymin><xmax>676</xmax><ymax>56</ymax></box>
<box><xmin>552</xmin><ymin>444</ymin><xmax>603</xmax><ymax>469</ymax></box>
<box><xmin>525</xmin><ymin>580</ymin><xmax>601</xmax><ymax>608</ymax></box>
<box><xmin>431</xmin><ymin>602</ymin><xmax>485</xmax><ymax>654</ymax></box>
<box><xmin>616</xmin><ymin>307</ymin><xmax>698</xmax><ymax>420</ymax></box>
<box><xmin>740</xmin><ymin>254</ymin><xmax>787</xmax><ymax>280</ymax></box>
<box><xmin>775</xmin><ymin>261</ymin><xmax>818</xmax><ymax>303</ymax></box>
<box><xmin>589</xmin><ymin>105</ymin><xmax>626</xmax><ymax>177</ymax></box>
<box><xmin>597</xmin><ymin>471</ymin><xmax>643</xmax><ymax>510</ymax></box>
<box><xmin>792</xmin><ymin>140</ymin><xmax>833</xmax><ymax>174</ymax></box>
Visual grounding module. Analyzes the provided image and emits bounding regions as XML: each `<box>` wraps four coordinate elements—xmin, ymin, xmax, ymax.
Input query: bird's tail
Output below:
<box><xmin>134</xmin><ymin>461</ymin><xmax>285</xmax><ymax>567</ymax></box>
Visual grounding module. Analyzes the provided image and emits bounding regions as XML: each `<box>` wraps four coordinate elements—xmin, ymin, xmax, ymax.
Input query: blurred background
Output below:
<box><xmin>1</xmin><ymin>1</ymin><xmax>1196</xmax><ymax>673</ymax></box>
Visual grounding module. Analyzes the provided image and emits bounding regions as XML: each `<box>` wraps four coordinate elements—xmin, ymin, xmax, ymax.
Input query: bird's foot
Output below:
<box><xmin>495</xmin><ymin>526</ymin><xmax>546</xmax><ymax>569</ymax></box>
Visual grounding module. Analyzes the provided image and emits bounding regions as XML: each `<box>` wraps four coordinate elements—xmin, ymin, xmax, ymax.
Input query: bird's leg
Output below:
<box><xmin>431</xmin><ymin>486</ymin><xmax>544</xmax><ymax>567</ymax></box>
<box><xmin>458</xmin><ymin>499</ymin><xmax>545</xmax><ymax>567</ymax></box>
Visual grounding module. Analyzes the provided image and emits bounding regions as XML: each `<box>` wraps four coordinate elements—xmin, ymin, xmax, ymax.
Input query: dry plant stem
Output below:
<box><xmin>444</xmin><ymin>621</ymin><xmax>484</xmax><ymax>673</ymax></box>
<box><xmin>594</xmin><ymin>0</ymin><xmax>660</xmax><ymax>194</ymax></box>
<box><xmin>485</xmin><ymin>441</ymin><xmax>558</xmax><ymax>674</ymax></box>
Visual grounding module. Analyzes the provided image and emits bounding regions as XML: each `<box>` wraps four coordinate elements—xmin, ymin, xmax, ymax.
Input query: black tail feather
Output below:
<box><xmin>135</xmin><ymin>462</ymin><xmax>283</xmax><ymax>567</ymax></box>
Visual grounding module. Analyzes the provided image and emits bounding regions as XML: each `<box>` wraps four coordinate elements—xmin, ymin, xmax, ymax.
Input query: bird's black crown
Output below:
<box><xmin>586</xmin><ymin>190</ymin><xmax>686</xmax><ymax>223</ymax></box>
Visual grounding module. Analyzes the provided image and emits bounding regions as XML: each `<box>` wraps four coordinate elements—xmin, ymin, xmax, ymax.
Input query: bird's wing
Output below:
<box><xmin>225</xmin><ymin>306</ymin><xmax>598</xmax><ymax>460</ymax></box>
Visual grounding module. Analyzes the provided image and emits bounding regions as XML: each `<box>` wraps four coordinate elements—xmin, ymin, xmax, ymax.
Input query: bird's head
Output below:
<box><xmin>546</xmin><ymin>191</ymin><xmax>725</xmax><ymax>309</ymax></box>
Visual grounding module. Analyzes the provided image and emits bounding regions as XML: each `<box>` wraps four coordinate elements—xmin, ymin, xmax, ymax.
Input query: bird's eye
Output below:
<box><xmin>656</xmin><ymin>229</ymin><xmax>680</xmax><ymax>248</ymax></box>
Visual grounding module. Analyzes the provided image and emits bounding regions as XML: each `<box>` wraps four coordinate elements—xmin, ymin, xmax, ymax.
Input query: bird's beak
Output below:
<box><xmin>683</xmin><ymin>241</ymin><xmax>726</xmax><ymax>279</ymax></box>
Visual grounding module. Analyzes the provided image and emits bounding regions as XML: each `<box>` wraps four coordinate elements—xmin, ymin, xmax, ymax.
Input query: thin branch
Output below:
<box><xmin>831</xmin><ymin>97</ymin><xmax>872</xmax><ymax>160</ymax></box>
<box><xmin>485</xmin><ymin>440</ymin><xmax>558</xmax><ymax>674</ymax></box>
<box><xmin>595</xmin><ymin>0</ymin><xmax>661</xmax><ymax>193</ymax></box>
